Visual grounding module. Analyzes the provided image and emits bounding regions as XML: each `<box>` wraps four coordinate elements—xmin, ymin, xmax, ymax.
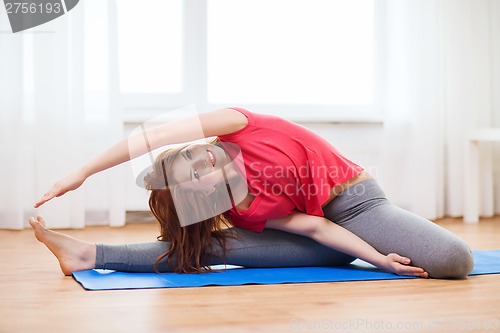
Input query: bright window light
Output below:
<box><xmin>117</xmin><ymin>0</ymin><xmax>183</xmax><ymax>94</ymax></box>
<box><xmin>207</xmin><ymin>0</ymin><xmax>374</xmax><ymax>105</ymax></box>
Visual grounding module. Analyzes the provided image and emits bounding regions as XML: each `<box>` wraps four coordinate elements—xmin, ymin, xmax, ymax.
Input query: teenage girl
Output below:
<box><xmin>30</xmin><ymin>108</ymin><xmax>474</xmax><ymax>278</ymax></box>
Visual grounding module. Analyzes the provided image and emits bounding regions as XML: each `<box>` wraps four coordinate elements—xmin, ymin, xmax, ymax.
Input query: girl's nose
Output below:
<box><xmin>193</xmin><ymin>156</ymin><xmax>207</xmax><ymax>168</ymax></box>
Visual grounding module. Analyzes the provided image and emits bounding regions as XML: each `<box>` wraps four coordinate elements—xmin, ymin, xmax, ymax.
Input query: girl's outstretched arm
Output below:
<box><xmin>34</xmin><ymin>108</ymin><xmax>248</xmax><ymax>207</ymax></box>
<box><xmin>265</xmin><ymin>212</ymin><xmax>429</xmax><ymax>278</ymax></box>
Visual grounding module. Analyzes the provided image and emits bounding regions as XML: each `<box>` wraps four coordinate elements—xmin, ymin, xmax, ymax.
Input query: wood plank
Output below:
<box><xmin>1</xmin><ymin>217</ymin><xmax>499</xmax><ymax>333</ymax></box>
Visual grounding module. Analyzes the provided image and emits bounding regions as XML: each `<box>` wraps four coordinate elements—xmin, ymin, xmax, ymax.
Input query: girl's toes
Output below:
<box><xmin>36</xmin><ymin>215</ymin><xmax>47</xmax><ymax>228</ymax></box>
<box><xmin>28</xmin><ymin>217</ymin><xmax>37</xmax><ymax>228</ymax></box>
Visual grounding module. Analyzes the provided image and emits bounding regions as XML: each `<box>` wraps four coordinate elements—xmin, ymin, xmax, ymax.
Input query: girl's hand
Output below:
<box><xmin>380</xmin><ymin>253</ymin><xmax>429</xmax><ymax>278</ymax></box>
<box><xmin>34</xmin><ymin>170</ymin><xmax>87</xmax><ymax>208</ymax></box>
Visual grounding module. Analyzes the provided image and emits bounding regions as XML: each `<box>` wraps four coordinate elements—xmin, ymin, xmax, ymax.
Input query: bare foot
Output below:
<box><xmin>29</xmin><ymin>215</ymin><xmax>96</xmax><ymax>276</ymax></box>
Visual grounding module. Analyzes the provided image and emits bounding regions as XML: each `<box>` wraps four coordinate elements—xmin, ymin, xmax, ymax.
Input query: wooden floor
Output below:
<box><xmin>1</xmin><ymin>216</ymin><xmax>500</xmax><ymax>333</ymax></box>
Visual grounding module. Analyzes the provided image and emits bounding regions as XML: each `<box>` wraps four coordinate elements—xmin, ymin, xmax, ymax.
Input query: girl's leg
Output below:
<box><xmin>98</xmin><ymin>228</ymin><xmax>356</xmax><ymax>272</ymax></box>
<box><xmin>30</xmin><ymin>215</ymin><xmax>356</xmax><ymax>274</ymax></box>
<box><xmin>208</xmin><ymin>228</ymin><xmax>356</xmax><ymax>268</ymax></box>
<box><xmin>323</xmin><ymin>179</ymin><xmax>474</xmax><ymax>279</ymax></box>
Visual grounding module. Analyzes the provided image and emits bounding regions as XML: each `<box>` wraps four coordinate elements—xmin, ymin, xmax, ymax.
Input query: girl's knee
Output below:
<box><xmin>429</xmin><ymin>241</ymin><xmax>474</xmax><ymax>279</ymax></box>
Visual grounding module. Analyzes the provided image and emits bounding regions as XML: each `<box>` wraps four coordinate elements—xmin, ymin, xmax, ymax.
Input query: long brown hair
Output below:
<box><xmin>144</xmin><ymin>145</ymin><xmax>234</xmax><ymax>273</ymax></box>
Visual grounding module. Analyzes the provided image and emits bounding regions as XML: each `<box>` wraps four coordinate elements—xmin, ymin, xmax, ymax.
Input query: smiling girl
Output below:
<box><xmin>31</xmin><ymin>107</ymin><xmax>473</xmax><ymax>278</ymax></box>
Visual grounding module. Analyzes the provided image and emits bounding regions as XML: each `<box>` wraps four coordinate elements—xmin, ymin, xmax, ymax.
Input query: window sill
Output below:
<box><xmin>123</xmin><ymin>106</ymin><xmax>384</xmax><ymax>125</ymax></box>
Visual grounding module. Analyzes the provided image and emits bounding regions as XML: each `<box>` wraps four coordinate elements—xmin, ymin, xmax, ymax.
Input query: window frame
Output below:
<box><xmin>121</xmin><ymin>0</ymin><xmax>386</xmax><ymax>124</ymax></box>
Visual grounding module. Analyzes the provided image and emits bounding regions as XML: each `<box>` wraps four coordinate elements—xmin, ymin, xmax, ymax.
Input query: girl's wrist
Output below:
<box><xmin>369</xmin><ymin>253</ymin><xmax>388</xmax><ymax>269</ymax></box>
<box><xmin>79</xmin><ymin>166</ymin><xmax>91</xmax><ymax>179</ymax></box>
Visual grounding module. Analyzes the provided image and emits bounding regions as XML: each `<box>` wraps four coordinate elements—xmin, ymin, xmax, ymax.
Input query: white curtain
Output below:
<box><xmin>0</xmin><ymin>0</ymin><xmax>125</xmax><ymax>229</ymax></box>
<box><xmin>381</xmin><ymin>0</ymin><xmax>500</xmax><ymax>219</ymax></box>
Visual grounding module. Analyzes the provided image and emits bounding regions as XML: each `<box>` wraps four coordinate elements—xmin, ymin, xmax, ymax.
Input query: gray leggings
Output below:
<box><xmin>96</xmin><ymin>179</ymin><xmax>474</xmax><ymax>278</ymax></box>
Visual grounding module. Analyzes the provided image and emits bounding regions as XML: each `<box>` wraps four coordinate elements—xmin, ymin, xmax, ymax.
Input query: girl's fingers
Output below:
<box><xmin>34</xmin><ymin>193</ymin><xmax>54</xmax><ymax>208</ymax></box>
<box><xmin>387</xmin><ymin>253</ymin><xmax>411</xmax><ymax>265</ymax></box>
<box><xmin>34</xmin><ymin>198</ymin><xmax>45</xmax><ymax>208</ymax></box>
<box><xmin>399</xmin><ymin>265</ymin><xmax>429</xmax><ymax>278</ymax></box>
<box><xmin>393</xmin><ymin>254</ymin><xmax>429</xmax><ymax>278</ymax></box>
<box><xmin>395</xmin><ymin>254</ymin><xmax>411</xmax><ymax>265</ymax></box>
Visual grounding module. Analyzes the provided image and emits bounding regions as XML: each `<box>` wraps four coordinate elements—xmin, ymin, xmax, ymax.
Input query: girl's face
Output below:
<box><xmin>171</xmin><ymin>143</ymin><xmax>228</xmax><ymax>192</ymax></box>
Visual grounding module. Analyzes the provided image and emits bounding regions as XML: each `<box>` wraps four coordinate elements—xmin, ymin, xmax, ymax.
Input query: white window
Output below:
<box><xmin>117</xmin><ymin>0</ymin><xmax>184</xmax><ymax>110</ymax></box>
<box><xmin>208</xmin><ymin>0</ymin><xmax>374</xmax><ymax>106</ymax></box>
<box><xmin>118</xmin><ymin>0</ymin><xmax>381</xmax><ymax>122</ymax></box>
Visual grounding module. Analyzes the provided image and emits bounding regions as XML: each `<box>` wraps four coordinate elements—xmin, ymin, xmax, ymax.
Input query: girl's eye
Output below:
<box><xmin>193</xmin><ymin>169</ymin><xmax>200</xmax><ymax>180</ymax></box>
<box><xmin>186</xmin><ymin>149</ymin><xmax>192</xmax><ymax>159</ymax></box>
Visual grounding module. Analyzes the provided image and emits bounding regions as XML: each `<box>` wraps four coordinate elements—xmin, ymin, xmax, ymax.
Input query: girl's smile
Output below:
<box><xmin>173</xmin><ymin>143</ymin><xmax>228</xmax><ymax>190</ymax></box>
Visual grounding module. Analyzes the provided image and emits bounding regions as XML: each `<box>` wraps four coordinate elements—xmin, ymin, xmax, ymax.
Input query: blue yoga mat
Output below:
<box><xmin>73</xmin><ymin>250</ymin><xmax>500</xmax><ymax>290</ymax></box>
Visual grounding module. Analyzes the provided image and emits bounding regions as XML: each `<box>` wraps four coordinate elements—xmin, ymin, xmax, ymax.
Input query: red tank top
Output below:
<box><xmin>219</xmin><ymin>107</ymin><xmax>363</xmax><ymax>232</ymax></box>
